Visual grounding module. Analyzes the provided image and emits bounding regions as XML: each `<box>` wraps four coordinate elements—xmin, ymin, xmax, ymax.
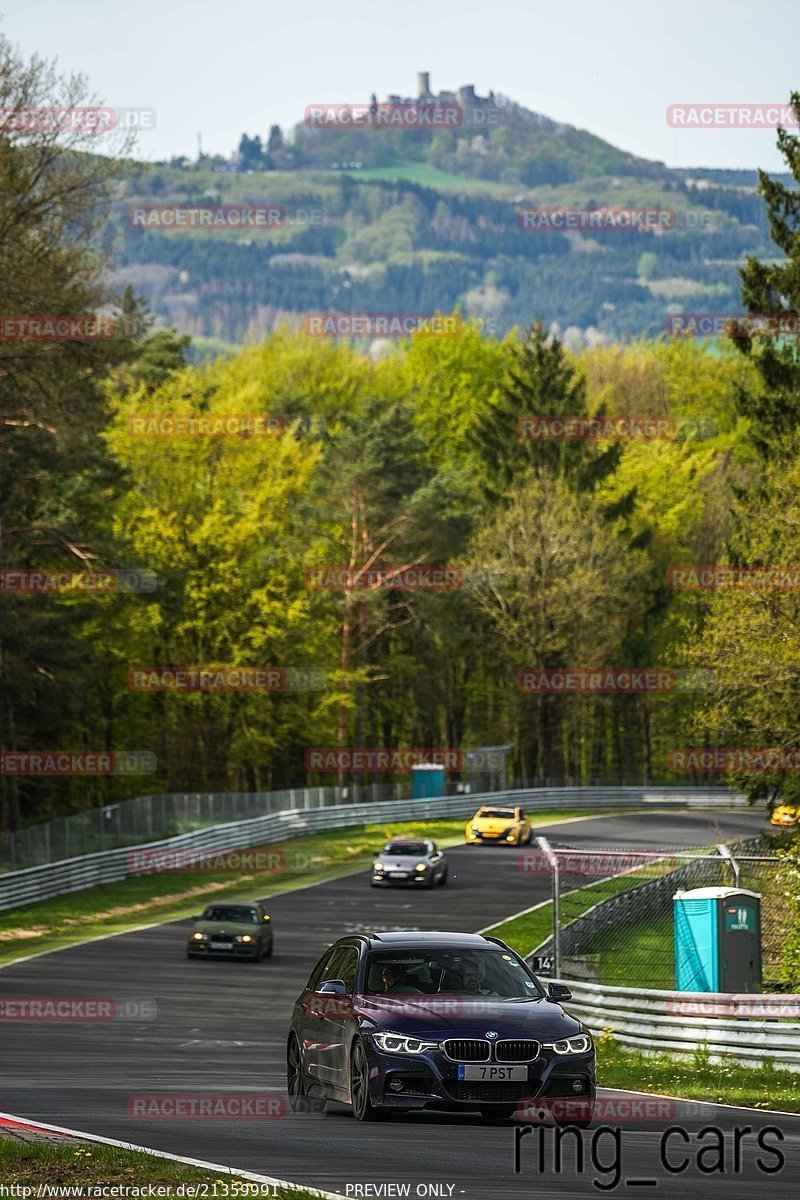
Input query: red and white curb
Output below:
<box><xmin>0</xmin><ymin>1110</ymin><xmax>346</xmax><ymax>1198</ymax></box>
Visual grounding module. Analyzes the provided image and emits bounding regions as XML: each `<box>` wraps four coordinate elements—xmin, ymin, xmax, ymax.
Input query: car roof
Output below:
<box><xmin>357</xmin><ymin>931</ymin><xmax>501</xmax><ymax>951</ymax></box>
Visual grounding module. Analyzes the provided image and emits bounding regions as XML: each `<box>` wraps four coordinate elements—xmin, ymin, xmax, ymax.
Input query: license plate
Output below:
<box><xmin>389</xmin><ymin>871</ymin><xmax>410</xmax><ymax>878</ymax></box>
<box><xmin>457</xmin><ymin>1064</ymin><xmax>527</xmax><ymax>1081</ymax></box>
<box><xmin>209</xmin><ymin>941</ymin><xmax>232</xmax><ymax>950</ymax></box>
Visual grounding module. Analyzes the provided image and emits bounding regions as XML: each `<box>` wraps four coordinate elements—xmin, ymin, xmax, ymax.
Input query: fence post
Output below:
<box><xmin>716</xmin><ymin>843</ymin><xmax>741</xmax><ymax>888</ymax></box>
<box><xmin>536</xmin><ymin>835</ymin><xmax>561</xmax><ymax>977</ymax></box>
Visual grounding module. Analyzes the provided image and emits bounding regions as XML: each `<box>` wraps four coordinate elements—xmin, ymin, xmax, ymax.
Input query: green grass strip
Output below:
<box><xmin>0</xmin><ymin>1135</ymin><xmax>326</xmax><ymax>1196</ymax></box>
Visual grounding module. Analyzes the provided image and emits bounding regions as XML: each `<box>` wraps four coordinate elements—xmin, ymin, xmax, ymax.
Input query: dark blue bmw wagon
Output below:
<box><xmin>286</xmin><ymin>930</ymin><xmax>595</xmax><ymax>1123</ymax></box>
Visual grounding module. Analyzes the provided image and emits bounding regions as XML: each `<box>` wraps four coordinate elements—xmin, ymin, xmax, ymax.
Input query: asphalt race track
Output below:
<box><xmin>2</xmin><ymin>809</ymin><xmax>799</xmax><ymax>1197</ymax></box>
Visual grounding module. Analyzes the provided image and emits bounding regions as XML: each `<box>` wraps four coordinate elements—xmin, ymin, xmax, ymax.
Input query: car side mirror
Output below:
<box><xmin>317</xmin><ymin>979</ymin><xmax>348</xmax><ymax>995</ymax></box>
<box><xmin>547</xmin><ymin>982</ymin><xmax>572</xmax><ymax>1002</ymax></box>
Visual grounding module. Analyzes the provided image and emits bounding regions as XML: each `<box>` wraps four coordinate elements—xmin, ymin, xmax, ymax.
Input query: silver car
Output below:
<box><xmin>370</xmin><ymin>839</ymin><xmax>449</xmax><ymax>889</ymax></box>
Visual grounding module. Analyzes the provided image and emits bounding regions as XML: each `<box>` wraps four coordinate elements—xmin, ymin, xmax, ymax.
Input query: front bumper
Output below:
<box><xmin>187</xmin><ymin>941</ymin><xmax>260</xmax><ymax>958</ymax></box>
<box><xmin>372</xmin><ymin>871</ymin><xmax>431</xmax><ymax>885</ymax></box>
<box><xmin>466</xmin><ymin>831</ymin><xmax>520</xmax><ymax>845</ymax></box>
<box><xmin>363</xmin><ymin>1041</ymin><xmax>595</xmax><ymax>1110</ymax></box>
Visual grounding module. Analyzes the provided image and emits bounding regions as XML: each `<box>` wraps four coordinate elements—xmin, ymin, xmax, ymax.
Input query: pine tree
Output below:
<box><xmin>733</xmin><ymin>93</ymin><xmax>800</xmax><ymax>457</ymax></box>
<box><xmin>469</xmin><ymin>320</ymin><xmax>620</xmax><ymax>498</ymax></box>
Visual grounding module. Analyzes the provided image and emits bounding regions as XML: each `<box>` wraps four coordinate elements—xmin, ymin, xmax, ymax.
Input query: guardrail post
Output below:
<box><xmin>536</xmin><ymin>835</ymin><xmax>561</xmax><ymax>977</ymax></box>
<box><xmin>716</xmin><ymin>843</ymin><xmax>741</xmax><ymax>888</ymax></box>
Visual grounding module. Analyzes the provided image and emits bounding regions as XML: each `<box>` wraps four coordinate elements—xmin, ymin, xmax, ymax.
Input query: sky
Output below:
<box><xmin>2</xmin><ymin>0</ymin><xmax>799</xmax><ymax>172</ymax></box>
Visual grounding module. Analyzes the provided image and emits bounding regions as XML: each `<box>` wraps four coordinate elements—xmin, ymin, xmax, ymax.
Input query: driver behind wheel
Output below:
<box><xmin>460</xmin><ymin>958</ymin><xmax>496</xmax><ymax>995</ymax></box>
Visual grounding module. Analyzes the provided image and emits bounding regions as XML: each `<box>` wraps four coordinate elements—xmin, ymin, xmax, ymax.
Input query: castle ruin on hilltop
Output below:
<box><xmin>373</xmin><ymin>72</ymin><xmax>497</xmax><ymax>110</ymax></box>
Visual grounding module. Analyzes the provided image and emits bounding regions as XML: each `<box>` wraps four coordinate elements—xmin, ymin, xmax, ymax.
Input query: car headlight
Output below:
<box><xmin>190</xmin><ymin>932</ymin><xmax>206</xmax><ymax>941</ymax></box>
<box><xmin>545</xmin><ymin>1034</ymin><xmax>593</xmax><ymax>1055</ymax></box>
<box><xmin>235</xmin><ymin>934</ymin><xmax>254</xmax><ymax>943</ymax></box>
<box><xmin>373</xmin><ymin>863</ymin><xmax>384</xmax><ymax>871</ymax></box>
<box><xmin>470</xmin><ymin>824</ymin><xmax>479</xmax><ymax>832</ymax></box>
<box><xmin>415</xmin><ymin>862</ymin><xmax>428</xmax><ymax>871</ymax></box>
<box><xmin>372</xmin><ymin>1032</ymin><xmax>439</xmax><ymax>1055</ymax></box>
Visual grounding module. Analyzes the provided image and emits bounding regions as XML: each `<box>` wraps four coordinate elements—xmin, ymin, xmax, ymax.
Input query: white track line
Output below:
<box><xmin>0</xmin><ymin>1110</ymin><xmax>346</xmax><ymax>1198</ymax></box>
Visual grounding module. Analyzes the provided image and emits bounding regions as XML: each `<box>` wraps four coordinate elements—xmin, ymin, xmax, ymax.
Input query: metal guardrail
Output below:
<box><xmin>0</xmin><ymin>783</ymin><xmax>407</xmax><ymax>871</ymax></box>
<box><xmin>554</xmin><ymin>979</ymin><xmax>800</xmax><ymax>1071</ymax></box>
<box><xmin>0</xmin><ymin>785</ymin><xmax>745</xmax><ymax>913</ymax></box>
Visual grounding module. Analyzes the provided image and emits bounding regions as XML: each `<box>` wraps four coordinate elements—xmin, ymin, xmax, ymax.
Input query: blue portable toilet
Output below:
<box><xmin>673</xmin><ymin>886</ymin><xmax>762</xmax><ymax>992</ymax></box>
<box><xmin>411</xmin><ymin>764</ymin><xmax>446</xmax><ymax>799</ymax></box>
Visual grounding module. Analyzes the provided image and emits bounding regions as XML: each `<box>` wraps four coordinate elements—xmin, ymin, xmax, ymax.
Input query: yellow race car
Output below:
<box><xmin>465</xmin><ymin>804</ymin><xmax>533</xmax><ymax>846</ymax></box>
<box><xmin>770</xmin><ymin>803</ymin><xmax>799</xmax><ymax>827</ymax></box>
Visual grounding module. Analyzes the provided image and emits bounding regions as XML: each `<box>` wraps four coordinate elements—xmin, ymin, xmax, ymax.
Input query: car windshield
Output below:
<box><xmin>383</xmin><ymin>842</ymin><xmax>428</xmax><ymax>856</ymax></box>
<box><xmin>479</xmin><ymin>809</ymin><xmax>515</xmax><ymax>819</ymax></box>
<box><xmin>364</xmin><ymin>949</ymin><xmax>544</xmax><ymax>1000</ymax></box>
<box><xmin>201</xmin><ymin>907</ymin><xmax>258</xmax><ymax>924</ymax></box>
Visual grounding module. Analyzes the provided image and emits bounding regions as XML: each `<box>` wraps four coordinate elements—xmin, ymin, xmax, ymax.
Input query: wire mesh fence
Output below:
<box><xmin>0</xmin><ymin>782</ymin><xmax>410</xmax><ymax>872</ymax></box>
<box><xmin>529</xmin><ymin>836</ymin><xmax>788</xmax><ymax>992</ymax></box>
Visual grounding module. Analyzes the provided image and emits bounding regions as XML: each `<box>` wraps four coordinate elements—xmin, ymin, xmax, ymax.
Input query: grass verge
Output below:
<box><xmin>598</xmin><ymin>1033</ymin><xmax>800</xmax><ymax>1112</ymax></box>
<box><xmin>0</xmin><ymin>810</ymin><xmax>595</xmax><ymax>967</ymax></box>
<box><xmin>0</xmin><ymin>1133</ymin><xmax>323</xmax><ymax>1194</ymax></box>
<box><xmin>484</xmin><ymin>855</ymin><xmax>691</xmax><ymax>961</ymax></box>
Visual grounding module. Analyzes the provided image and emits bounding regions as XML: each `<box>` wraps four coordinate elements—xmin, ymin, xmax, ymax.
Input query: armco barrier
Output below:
<box><xmin>0</xmin><ymin>786</ymin><xmax>745</xmax><ymax>913</ymax></box>
<box><xmin>550</xmin><ymin>978</ymin><xmax>800</xmax><ymax>1070</ymax></box>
